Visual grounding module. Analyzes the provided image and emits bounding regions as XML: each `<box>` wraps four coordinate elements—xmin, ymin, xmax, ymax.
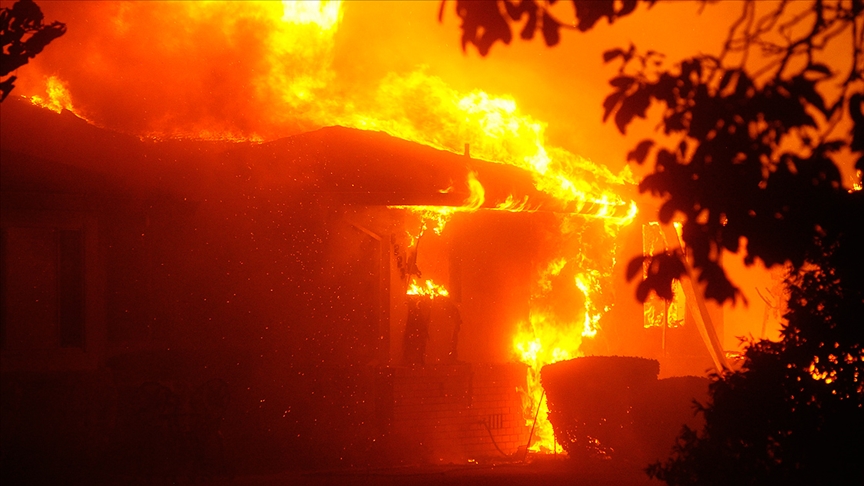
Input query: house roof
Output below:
<box><xmin>1</xmin><ymin>97</ymin><xmax>553</xmax><ymax>210</ymax></box>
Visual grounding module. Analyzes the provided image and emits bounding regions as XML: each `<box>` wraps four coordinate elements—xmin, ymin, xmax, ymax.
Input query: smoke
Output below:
<box><xmin>10</xmin><ymin>1</ymin><xmax>344</xmax><ymax>140</ymax></box>
<box><xmin>8</xmin><ymin>0</ymin><xmax>754</xmax><ymax>172</ymax></box>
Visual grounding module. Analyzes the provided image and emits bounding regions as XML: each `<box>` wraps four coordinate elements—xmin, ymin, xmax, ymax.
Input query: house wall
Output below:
<box><xmin>380</xmin><ymin>362</ymin><xmax>528</xmax><ymax>463</ymax></box>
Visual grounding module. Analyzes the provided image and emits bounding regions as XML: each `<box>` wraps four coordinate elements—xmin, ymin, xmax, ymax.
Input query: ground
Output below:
<box><xmin>229</xmin><ymin>457</ymin><xmax>657</xmax><ymax>486</ymax></box>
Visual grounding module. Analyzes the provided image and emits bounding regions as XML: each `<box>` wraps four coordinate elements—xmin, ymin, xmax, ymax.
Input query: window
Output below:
<box><xmin>1</xmin><ymin>227</ymin><xmax>84</xmax><ymax>350</ymax></box>
<box><xmin>0</xmin><ymin>208</ymin><xmax>100</xmax><ymax>371</ymax></box>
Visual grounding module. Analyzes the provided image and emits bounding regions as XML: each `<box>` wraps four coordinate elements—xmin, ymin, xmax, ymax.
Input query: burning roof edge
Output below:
<box><xmin>1</xmin><ymin>97</ymin><xmax>556</xmax><ymax>210</ymax></box>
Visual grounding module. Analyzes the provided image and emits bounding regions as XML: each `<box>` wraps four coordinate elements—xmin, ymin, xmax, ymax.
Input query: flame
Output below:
<box><xmin>264</xmin><ymin>0</ymin><xmax>343</xmax><ymax>113</ymax></box>
<box><xmin>407</xmin><ymin>278</ymin><xmax>450</xmax><ymax>299</ymax></box>
<box><xmin>326</xmin><ymin>69</ymin><xmax>636</xmax><ymax>224</ymax></box>
<box><xmin>575</xmin><ymin>273</ymin><xmax>601</xmax><ymax>338</ymax></box>
<box><xmin>27</xmin><ymin>1</ymin><xmax>344</xmax><ymax>141</ymax></box>
<box><xmin>495</xmin><ymin>195</ymin><xmax>532</xmax><ymax>212</ymax></box>
<box><xmin>642</xmin><ymin>222</ymin><xmax>686</xmax><ymax>328</ymax></box>
<box><xmin>281</xmin><ymin>0</ymin><xmax>342</xmax><ymax>30</ymax></box>
<box><xmin>390</xmin><ymin>170</ymin><xmax>485</xmax><ymax>236</ymax></box>
<box><xmin>367</xmin><ymin>71</ymin><xmax>638</xmax><ymax>446</ymax></box>
<box><xmin>29</xmin><ymin>76</ymin><xmax>75</xmax><ymax>115</ymax></box>
<box><xmin>22</xmin><ymin>3</ymin><xmax>636</xmax><ymax>228</ymax></box>
<box><xmin>512</xmin><ymin>259</ymin><xmax>586</xmax><ymax>453</ymax></box>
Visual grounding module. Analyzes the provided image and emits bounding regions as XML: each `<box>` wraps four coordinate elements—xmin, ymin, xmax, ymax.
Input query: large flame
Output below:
<box><xmin>511</xmin><ymin>244</ymin><xmax>622</xmax><ymax>453</ymax></box>
<box><xmin>325</xmin><ymin>69</ymin><xmax>637</xmax><ymax>223</ymax></box>
<box><xmin>513</xmin><ymin>258</ymin><xmax>586</xmax><ymax>453</ymax></box>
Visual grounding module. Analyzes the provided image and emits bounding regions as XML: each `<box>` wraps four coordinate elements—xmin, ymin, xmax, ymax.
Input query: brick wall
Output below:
<box><xmin>379</xmin><ymin>362</ymin><xmax>529</xmax><ymax>463</ymax></box>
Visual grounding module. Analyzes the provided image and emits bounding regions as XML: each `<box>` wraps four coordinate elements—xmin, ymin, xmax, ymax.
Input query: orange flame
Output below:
<box><xmin>512</xmin><ymin>257</ymin><xmax>600</xmax><ymax>453</ymax></box>
<box><xmin>407</xmin><ymin>278</ymin><xmax>450</xmax><ymax>299</ymax></box>
<box><xmin>390</xmin><ymin>171</ymin><xmax>485</xmax><ymax>236</ymax></box>
<box><xmin>642</xmin><ymin>222</ymin><xmax>685</xmax><ymax>329</ymax></box>
<box><xmin>30</xmin><ymin>76</ymin><xmax>75</xmax><ymax>115</ymax></box>
<box><xmin>281</xmin><ymin>0</ymin><xmax>342</xmax><ymax>29</ymax></box>
<box><xmin>326</xmin><ymin>69</ymin><xmax>636</xmax><ymax>224</ymax></box>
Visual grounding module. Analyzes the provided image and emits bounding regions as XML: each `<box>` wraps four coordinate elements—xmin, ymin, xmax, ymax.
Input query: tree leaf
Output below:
<box><xmin>520</xmin><ymin>8</ymin><xmax>537</xmax><ymax>40</ymax></box>
<box><xmin>614</xmin><ymin>85</ymin><xmax>651</xmax><ymax>134</ymax></box>
<box><xmin>718</xmin><ymin>69</ymin><xmax>735</xmax><ymax>92</ymax></box>
<box><xmin>609</xmin><ymin>75</ymin><xmax>634</xmax><ymax>88</ymax></box>
<box><xmin>849</xmin><ymin>93</ymin><xmax>864</xmax><ymax>152</ymax></box>
<box><xmin>626</xmin><ymin>255</ymin><xmax>646</xmax><ymax>281</ymax></box>
<box><xmin>636</xmin><ymin>279</ymin><xmax>652</xmax><ymax>302</ymax></box>
<box><xmin>541</xmin><ymin>10</ymin><xmax>560</xmax><ymax>46</ymax></box>
<box><xmin>618</xmin><ymin>0</ymin><xmax>638</xmax><ymax>17</ymax></box>
<box><xmin>627</xmin><ymin>139</ymin><xmax>654</xmax><ymax>164</ymax></box>
<box><xmin>603</xmin><ymin>48</ymin><xmax>625</xmax><ymax>63</ymax></box>
<box><xmin>602</xmin><ymin>90</ymin><xmax>626</xmax><ymax>122</ymax></box>
<box><xmin>805</xmin><ymin>63</ymin><xmax>832</xmax><ymax>76</ymax></box>
<box><xmin>571</xmin><ymin>0</ymin><xmax>615</xmax><ymax>32</ymax></box>
<box><xmin>456</xmin><ymin>0</ymin><xmax>513</xmax><ymax>55</ymax></box>
<box><xmin>658</xmin><ymin>199</ymin><xmax>677</xmax><ymax>223</ymax></box>
<box><xmin>0</xmin><ymin>0</ymin><xmax>65</xmax><ymax>98</ymax></box>
<box><xmin>504</xmin><ymin>0</ymin><xmax>534</xmax><ymax>21</ymax></box>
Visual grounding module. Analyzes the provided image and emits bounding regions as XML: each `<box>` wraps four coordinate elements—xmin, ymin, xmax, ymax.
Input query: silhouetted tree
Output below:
<box><xmin>646</xmin><ymin>227</ymin><xmax>864</xmax><ymax>485</ymax></box>
<box><xmin>447</xmin><ymin>0</ymin><xmax>861</xmax><ymax>303</ymax></box>
<box><xmin>444</xmin><ymin>1</ymin><xmax>864</xmax><ymax>483</ymax></box>
<box><xmin>0</xmin><ymin>0</ymin><xmax>65</xmax><ymax>101</ymax></box>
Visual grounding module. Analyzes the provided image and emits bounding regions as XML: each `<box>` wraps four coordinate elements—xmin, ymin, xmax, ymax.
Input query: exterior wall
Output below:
<box><xmin>465</xmin><ymin>363</ymin><xmax>530</xmax><ymax>459</ymax></box>
<box><xmin>382</xmin><ymin>362</ymin><xmax>528</xmax><ymax>463</ymax></box>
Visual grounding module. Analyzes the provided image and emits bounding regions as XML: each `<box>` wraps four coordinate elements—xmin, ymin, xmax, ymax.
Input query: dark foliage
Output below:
<box><xmin>0</xmin><ymin>0</ymin><xmax>65</xmax><ymax>101</ymax></box>
<box><xmin>445</xmin><ymin>0</ymin><xmax>864</xmax><ymax>483</ymax></box>
<box><xmin>603</xmin><ymin>0</ymin><xmax>862</xmax><ymax>302</ymax></box>
<box><xmin>647</xmin><ymin>226</ymin><xmax>864</xmax><ymax>485</ymax></box>
<box><xmin>443</xmin><ymin>0</ymin><xmax>655</xmax><ymax>56</ymax></box>
<box><xmin>445</xmin><ymin>0</ymin><xmax>863</xmax><ymax>304</ymax></box>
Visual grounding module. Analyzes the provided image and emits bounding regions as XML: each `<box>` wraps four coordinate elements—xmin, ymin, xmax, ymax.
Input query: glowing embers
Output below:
<box><xmin>407</xmin><ymin>278</ymin><xmax>449</xmax><ymax>299</ymax></box>
<box><xmin>642</xmin><ymin>222</ymin><xmax>685</xmax><ymax>329</ymax></box>
<box><xmin>808</xmin><ymin>351</ymin><xmax>863</xmax><ymax>386</ymax></box>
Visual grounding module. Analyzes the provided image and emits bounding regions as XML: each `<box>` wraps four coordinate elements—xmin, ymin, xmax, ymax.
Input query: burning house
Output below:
<box><xmin>0</xmin><ymin>0</ymin><xmax>780</xmax><ymax>481</ymax></box>
<box><xmin>1</xmin><ymin>96</ymin><xmax>717</xmax><ymax>473</ymax></box>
